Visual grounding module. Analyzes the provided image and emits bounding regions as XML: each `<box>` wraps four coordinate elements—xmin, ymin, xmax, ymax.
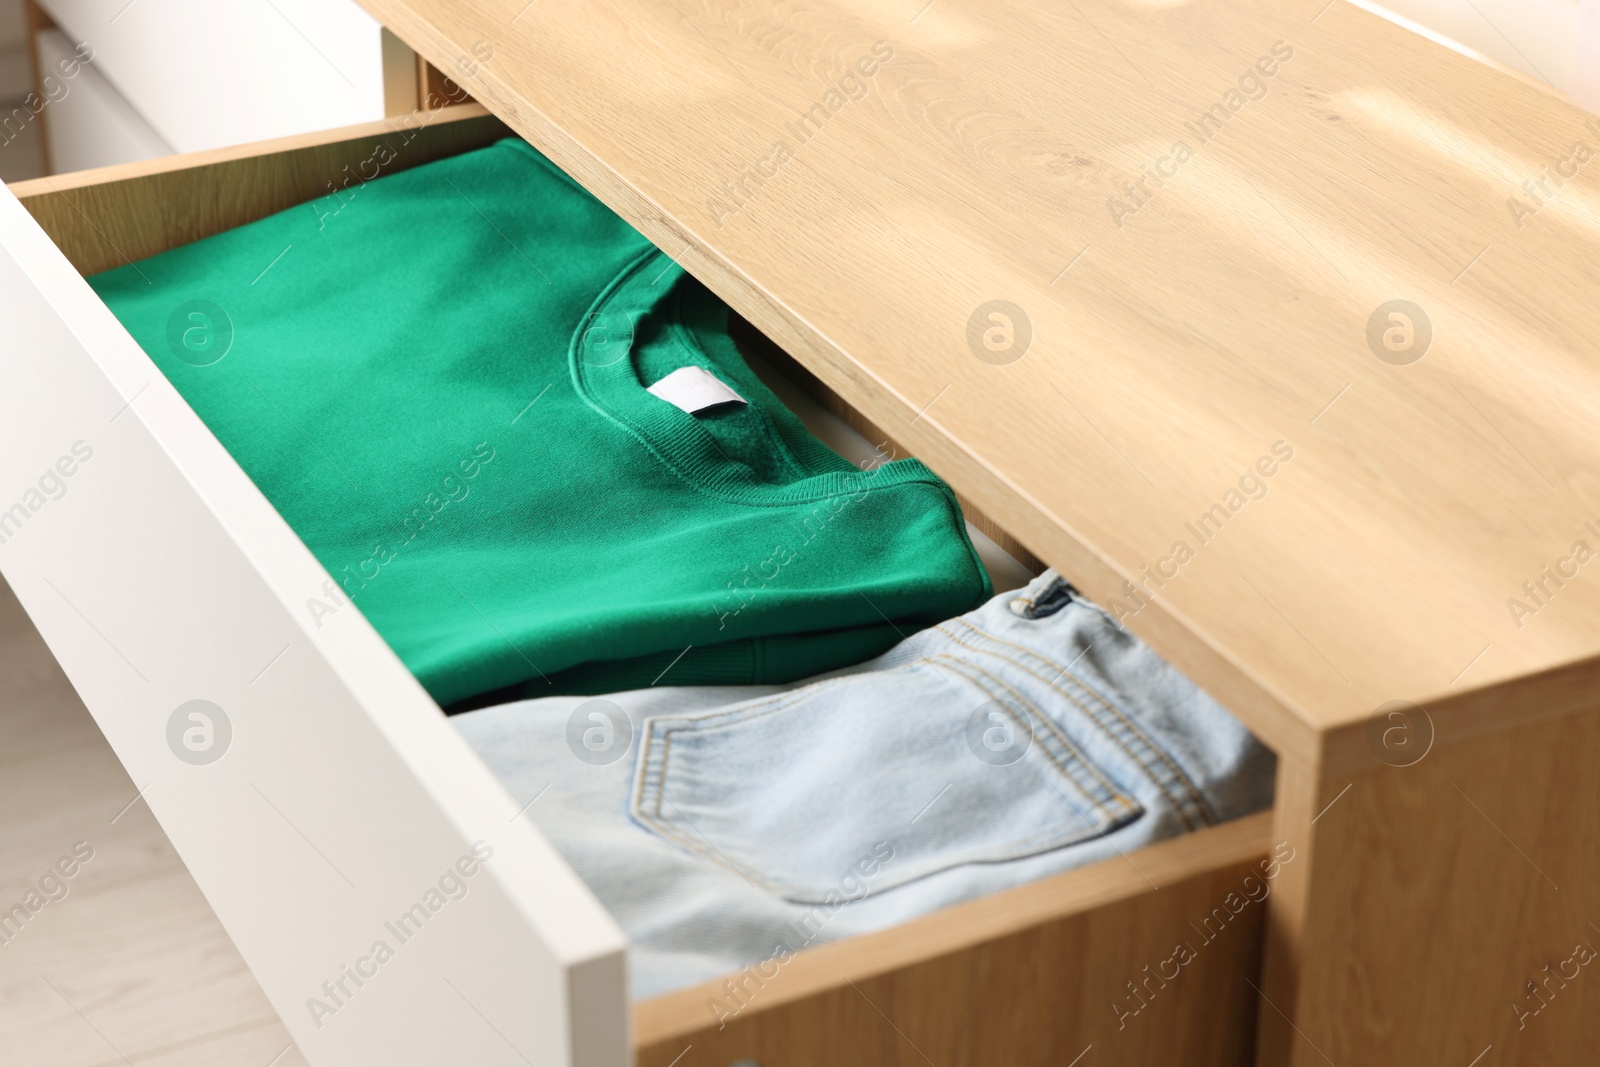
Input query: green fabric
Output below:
<box><xmin>89</xmin><ymin>137</ymin><xmax>991</xmax><ymax>707</ymax></box>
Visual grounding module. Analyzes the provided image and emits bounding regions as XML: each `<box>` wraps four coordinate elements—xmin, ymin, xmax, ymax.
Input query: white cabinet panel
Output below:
<box><xmin>39</xmin><ymin>0</ymin><xmax>385</xmax><ymax>153</ymax></box>
<box><xmin>37</xmin><ymin>28</ymin><xmax>173</xmax><ymax>172</ymax></box>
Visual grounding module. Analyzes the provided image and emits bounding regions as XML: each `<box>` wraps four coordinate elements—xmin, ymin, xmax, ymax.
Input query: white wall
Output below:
<box><xmin>1365</xmin><ymin>0</ymin><xmax>1579</xmax><ymax>92</ymax></box>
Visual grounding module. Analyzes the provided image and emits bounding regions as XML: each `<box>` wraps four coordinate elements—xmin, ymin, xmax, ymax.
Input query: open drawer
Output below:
<box><xmin>0</xmin><ymin>107</ymin><xmax>1276</xmax><ymax>1067</ymax></box>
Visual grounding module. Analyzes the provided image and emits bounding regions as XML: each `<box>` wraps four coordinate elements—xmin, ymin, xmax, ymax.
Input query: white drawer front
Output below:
<box><xmin>0</xmin><ymin>184</ymin><xmax>627</xmax><ymax>1067</ymax></box>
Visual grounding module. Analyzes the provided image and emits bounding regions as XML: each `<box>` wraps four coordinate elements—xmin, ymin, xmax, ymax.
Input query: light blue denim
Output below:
<box><xmin>453</xmin><ymin>570</ymin><xmax>1274</xmax><ymax>1001</ymax></box>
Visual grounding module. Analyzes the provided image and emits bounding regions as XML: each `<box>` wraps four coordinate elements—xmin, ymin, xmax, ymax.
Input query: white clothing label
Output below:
<box><xmin>646</xmin><ymin>366</ymin><xmax>748</xmax><ymax>414</ymax></box>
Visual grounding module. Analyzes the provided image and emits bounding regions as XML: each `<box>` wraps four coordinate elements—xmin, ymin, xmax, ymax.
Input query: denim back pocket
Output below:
<box><xmin>629</xmin><ymin>656</ymin><xmax>1143</xmax><ymax>904</ymax></box>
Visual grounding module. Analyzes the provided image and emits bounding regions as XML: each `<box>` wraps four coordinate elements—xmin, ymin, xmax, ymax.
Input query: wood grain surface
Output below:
<box><xmin>1260</xmin><ymin>698</ymin><xmax>1600</xmax><ymax>1065</ymax></box>
<box><xmin>635</xmin><ymin>812</ymin><xmax>1276</xmax><ymax>1067</ymax></box>
<box><xmin>356</xmin><ymin>0</ymin><xmax>1600</xmax><ymax>763</ymax></box>
<box><xmin>8</xmin><ymin>104</ymin><xmax>507</xmax><ymax>275</ymax></box>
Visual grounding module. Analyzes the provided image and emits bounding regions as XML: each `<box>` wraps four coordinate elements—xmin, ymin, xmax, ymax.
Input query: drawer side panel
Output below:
<box><xmin>0</xmin><ymin>176</ymin><xmax>626</xmax><ymax>1067</ymax></box>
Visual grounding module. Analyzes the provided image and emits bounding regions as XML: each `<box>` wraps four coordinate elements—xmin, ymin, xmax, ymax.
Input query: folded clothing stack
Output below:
<box><xmin>88</xmin><ymin>137</ymin><xmax>991</xmax><ymax>707</ymax></box>
<box><xmin>88</xmin><ymin>134</ymin><xmax>1274</xmax><ymax>1000</ymax></box>
<box><xmin>455</xmin><ymin>568</ymin><xmax>1275</xmax><ymax>1000</ymax></box>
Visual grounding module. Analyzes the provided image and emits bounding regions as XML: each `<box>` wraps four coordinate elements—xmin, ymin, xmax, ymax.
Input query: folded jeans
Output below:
<box><xmin>454</xmin><ymin>569</ymin><xmax>1275</xmax><ymax>1000</ymax></box>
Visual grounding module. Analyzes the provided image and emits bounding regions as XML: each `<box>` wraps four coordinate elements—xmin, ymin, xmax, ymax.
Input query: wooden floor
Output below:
<box><xmin>0</xmin><ymin>576</ymin><xmax>304</xmax><ymax>1067</ymax></box>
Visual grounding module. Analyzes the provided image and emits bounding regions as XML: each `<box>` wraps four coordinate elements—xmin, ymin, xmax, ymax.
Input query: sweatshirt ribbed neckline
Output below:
<box><xmin>568</xmin><ymin>245</ymin><xmax>947</xmax><ymax>507</ymax></box>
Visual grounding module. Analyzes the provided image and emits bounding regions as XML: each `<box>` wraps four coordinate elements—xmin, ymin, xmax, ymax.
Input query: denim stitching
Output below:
<box><xmin>634</xmin><ymin>722</ymin><xmax>787</xmax><ymax>892</ymax></box>
<box><xmin>632</xmin><ymin>662</ymin><xmax>951</xmax><ymax>892</ymax></box>
<box><xmin>630</xmin><ymin>656</ymin><xmax>1140</xmax><ymax>901</ymax></box>
<box><xmin>938</xmin><ymin>617</ymin><xmax>1217</xmax><ymax>829</ymax></box>
<box><xmin>935</xmin><ymin>656</ymin><xmax>1142</xmax><ymax>822</ymax></box>
<box><xmin>942</xmin><ymin>615</ymin><xmax>1215</xmax><ymax>825</ymax></box>
<box><xmin>934</xmin><ymin>618</ymin><xmax>1187</xmax><ymax>814</ymax></box>
<box><xmin>639</xmin><ymin>715</ymin><xmax>1119</xmax><ymax>898</ymax></box>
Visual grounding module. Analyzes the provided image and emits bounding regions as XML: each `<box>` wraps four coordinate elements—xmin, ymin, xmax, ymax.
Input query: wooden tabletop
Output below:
<box><xmin>363</xmin><ymin>0</ymin><xmax>1600</xmax><ymax>760</ymax></box>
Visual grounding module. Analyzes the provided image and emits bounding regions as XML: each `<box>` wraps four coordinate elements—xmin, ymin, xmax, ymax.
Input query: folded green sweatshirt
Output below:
<box><xmin>89</xmin><ymin>137</ymin><xmax>990</xmax><ymax>706</ymax></box>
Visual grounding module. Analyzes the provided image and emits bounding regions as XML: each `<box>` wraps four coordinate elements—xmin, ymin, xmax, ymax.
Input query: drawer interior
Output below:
<box><xmin>9</xmin><ymin>107</ymin><xmax>514</xmax><ymax>276</ymax></box>
<box><xmin>8</xmin><ymin>107</ymin><xmax>1278</xmax><ymax>1067</ymax></box>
